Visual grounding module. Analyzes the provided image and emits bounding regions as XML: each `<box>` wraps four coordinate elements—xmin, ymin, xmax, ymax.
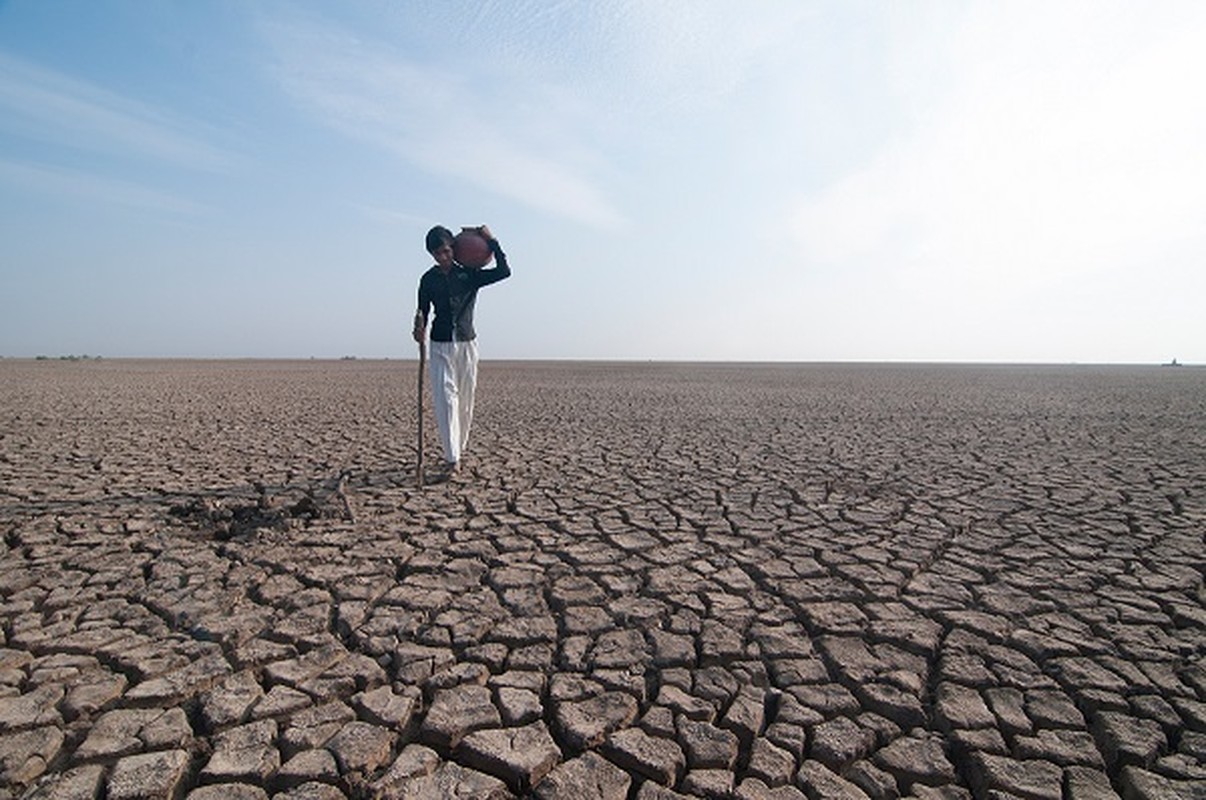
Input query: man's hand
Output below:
<box><xmin>412</xmin><ymin>312</ymin><xmax>426</xmax><ymax>343</ymax></box>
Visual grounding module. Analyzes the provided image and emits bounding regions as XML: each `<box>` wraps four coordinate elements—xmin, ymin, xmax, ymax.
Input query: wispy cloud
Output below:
<box><xmin>0</xmin><ymin>52</ymin><xmax>232</xmax><ymax>170</ymax></box>
<box><xmin>0</xmin><ymin>157</ymin><xmax>209</xmax><ymax>216</ymax></box>
<box><xmin>607</xmin><ymin>0</ymin><xmax>815</xmax><ymax>109</ymax></box>
<box><xmin>790</xmin><ymin>2</ymin><xmax>1206</xmax><ymax>300</ymax></box>
<box><xmin>346</xmin><ymin>201</ymin><xmax>429</xmax><ymax>227</ymax></box>
<box><xmin>259</xmin><ymin>12</ymin><xmax>627</xmax><ymax>230</ymax></box>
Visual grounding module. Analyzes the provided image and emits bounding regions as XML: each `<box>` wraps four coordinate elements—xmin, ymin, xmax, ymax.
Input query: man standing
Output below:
<box><xmin>413</xmin><ymin>224</ymin><xmax>511</xmax><ymax>476</ymax></box>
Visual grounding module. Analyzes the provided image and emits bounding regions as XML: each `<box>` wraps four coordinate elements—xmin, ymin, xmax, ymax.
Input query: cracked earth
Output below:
<box><xmin>0</xmin><ymin>359</ymin><xmax>1202</xmax><ymax>799</ymax></box>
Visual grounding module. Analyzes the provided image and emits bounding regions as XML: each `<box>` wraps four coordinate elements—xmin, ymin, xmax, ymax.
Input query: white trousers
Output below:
<box><xmin>428</xmin><ymin>339</ymin><xmax>478</xmax><ymax>465</ymax></box>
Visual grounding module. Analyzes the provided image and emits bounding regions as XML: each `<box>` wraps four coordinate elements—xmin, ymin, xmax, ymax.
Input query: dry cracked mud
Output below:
<box><xmin>0</xmin><ymin>359</ymin><xmax>1202</xmax><ymax>800</ymax></box>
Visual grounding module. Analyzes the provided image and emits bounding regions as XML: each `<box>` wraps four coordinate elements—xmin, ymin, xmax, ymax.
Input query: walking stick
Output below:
<box><xmin>416</xmin><ymin>337</ymin><xmax>426</xmax><ymax>488</ymax></box>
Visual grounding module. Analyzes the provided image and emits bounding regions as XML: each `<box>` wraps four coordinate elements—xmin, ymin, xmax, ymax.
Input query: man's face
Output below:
<box><xmin>431</xmin><ymin>241</ymin><xmax>454</xmax><ymax>269</ymax></box>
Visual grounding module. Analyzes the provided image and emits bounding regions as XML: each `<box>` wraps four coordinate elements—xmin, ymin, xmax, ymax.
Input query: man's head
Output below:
<box><xmin>425</xmin><ymin>225</ymin><xmax>455</xmax><ymax>269</ymax></box>
<box><xmin>429</xmin><ymin>225</ymin><xmax>455</xmax><ymax>265</ymax></box>
<box><xmin>425</xmin><ymin>225</ymin><xmax>454</xmax><ymax>253</ymax></box>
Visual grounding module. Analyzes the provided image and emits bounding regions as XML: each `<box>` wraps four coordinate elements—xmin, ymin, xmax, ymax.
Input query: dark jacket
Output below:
<box><xmin>417</xmin><ymin>242</ymin><xmax>510</xmax><ymax>342</ymax></box>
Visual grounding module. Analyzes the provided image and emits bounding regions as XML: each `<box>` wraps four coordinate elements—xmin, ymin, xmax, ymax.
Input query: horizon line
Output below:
<box><xmin>2</xmin><ymin>355</ymin><xmax>1199</xmax><ymax>368</ymax></box>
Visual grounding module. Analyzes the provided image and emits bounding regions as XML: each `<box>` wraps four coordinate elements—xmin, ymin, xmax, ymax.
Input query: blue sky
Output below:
<box><xmin>1</xmin><ymin>1</ymin><xmax>1203</xmax><ymax>362</ymax></box>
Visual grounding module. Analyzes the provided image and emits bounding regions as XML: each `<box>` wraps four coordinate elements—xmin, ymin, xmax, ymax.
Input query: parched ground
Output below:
<box><xmin>0</xmin><ymin>359</ymin><xmax>1202</xmax><ymax>800</ymax></box>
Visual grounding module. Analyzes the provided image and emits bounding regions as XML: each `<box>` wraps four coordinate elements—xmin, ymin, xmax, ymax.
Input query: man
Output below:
<box><xmin>413</xmin><ymin>224</ymin><xmax>511</xmax><ymax>476</ymax></box>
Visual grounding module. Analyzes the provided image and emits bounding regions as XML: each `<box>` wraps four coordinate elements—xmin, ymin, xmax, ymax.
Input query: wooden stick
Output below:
<box><xmin>417</xmin><ymin>337</ymin><xmax>426</xmax><ymax>488</ymax></box>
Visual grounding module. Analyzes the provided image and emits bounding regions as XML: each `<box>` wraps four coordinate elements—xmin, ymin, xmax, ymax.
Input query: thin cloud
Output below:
<box><xmin>346</xmin><ymin>202</ymin><xmax>429</xmax><ymax>227</ymax></box>
<box><xmin>259</xmin><ymin>13</ymin><xmax>627</xmax><ymax>231</ymax></box>
<box><xmin>0</xmin><ymin>52</ymin><xmax>232</xmax><ymax>170</ymax></box>
<box><xmin>612</xmin><ymin>0</ymin><xmax>815</xmax><ymax>108</ymax></box>
<box><xmin>790</xmin><ymin>2</ymin><xmax>1206</xmax><ymax>299</ymax></box>
<box><xmin>0</xmin><ymin>158</ymin><xmax>210</xmax><ymax>216</ymax></box>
